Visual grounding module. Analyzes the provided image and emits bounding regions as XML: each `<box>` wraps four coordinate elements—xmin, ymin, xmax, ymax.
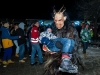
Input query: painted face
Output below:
<box><xmin>54</xmin><ymin>13</ymin><xmax>65</xmax><ymax>29</ymax></box>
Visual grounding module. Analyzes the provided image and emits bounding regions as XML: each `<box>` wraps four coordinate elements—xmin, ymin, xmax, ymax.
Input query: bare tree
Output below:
<box><xmin>76</xmin><ymin>0</ymin><xmax>100</xmax><ymax>38</ymax></box>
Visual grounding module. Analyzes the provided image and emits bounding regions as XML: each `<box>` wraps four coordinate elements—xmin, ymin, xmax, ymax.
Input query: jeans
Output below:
<box><xmin>3</xmin><ymin>47</ymin><xmax>12</xmax><ymax>61</ymax></box>
<box><xmin>48</xmin><ymin>38</ymin><xmax>75</xmax><ymax>53</ymax></box>
<box><xmin>26</xmin><ymin>38</ymin><xmax>32</xmax><ymax>55</ymax></box>
<box><xmin>31</xmin><ymin>43</ymin><xmax>43</xmax><ymax>64</ymax></box>
<box><xmin>19</xmin><ymin>44</ymin><xmax>25</xmax><ymax>60</ymax></box>
<box><xmin>82</xmin><ymin>42</ymin><xmax>89</xmax><ymax>53</ymax></box>
<box><xmin>13</xmin><ymin>40</ymin><xmax>19</xmax><ymax>54</ymax></box>
<box><xmin>69</xmin><ymin>39</ymin><xmax>75</xmax><ymax>53</ymax></box>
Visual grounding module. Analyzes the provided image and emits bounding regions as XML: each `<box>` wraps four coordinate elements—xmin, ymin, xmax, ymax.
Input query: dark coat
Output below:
<box><xmin>51</xmin><ymin>20</ymin><xmax>79</xmax><ymax>51</ymax></box>
<box><xmin>12</xmin><ymin>28</ymin><xmax>26</xmax><ymax>46</ymax></box>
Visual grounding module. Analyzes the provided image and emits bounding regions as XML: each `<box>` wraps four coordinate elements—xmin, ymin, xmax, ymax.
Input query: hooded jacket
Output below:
<box><xmin>0</xmin><ymin>26</ymin><xmax>18</xmax><ymax>48</ymax></box>
<box><xmin>18</xmin><ymin>22</ymin><xmax>25</xmax><ymax>30</ymax></box>
<box><xmin>12</xmin><ymin>22</ymin><xmax>26</xmax><ymax>46</ymax></box>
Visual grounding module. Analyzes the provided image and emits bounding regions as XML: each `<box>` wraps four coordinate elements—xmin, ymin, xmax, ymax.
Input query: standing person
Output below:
<box><xmin>30</xmin><ymin>20</ymin><xmax>43</xmax><ymax>65</ymax></box>
<box><xmin>26</xmin><ymin>23</ymin><xmax>33</xmax><ymax>57</ymax></box>
<box><xmin>11</xmin><ymin>23</ymin><xmax>19</xmax><ymax>57</ymax></box>
<box><xmin>80</xmin><ymin>23</ymin><xmax>91</xmax><ymax>58</ymax></box>
<box><xmin>14</xmin><ymin>22</ymin><xmax>26</xmax><ymax>63</ymax></box>
<box><xmin>0</xmin><ymin>22</ymin><xmax>21</xmax><ymax>66</ymax></box>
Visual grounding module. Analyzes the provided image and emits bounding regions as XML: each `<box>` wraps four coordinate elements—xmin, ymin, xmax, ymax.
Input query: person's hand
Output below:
<box><xmin>89</xmin><ymin>40</ymin><xmax>91</xmax><ymax>43</ymax></box>
<box><xmin>19</xmin><ymin>36</ymin><xmax>21</xmax><ymax>38</ymax></box>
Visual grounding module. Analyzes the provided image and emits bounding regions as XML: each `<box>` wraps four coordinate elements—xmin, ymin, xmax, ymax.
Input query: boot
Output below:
<box><xmin>83</xmin><ymin>53</ymin><xmax>87</xmax><ymax>58</ymax></box>
<box><xmin>8</xmin><ymin>60</ymin><xmax>14</xmax><ymax>64</ymax></box>
<box><xmin>2</xmin><ymin>61</ymin><xmax>8</xmax><ymax>65</ymax></box>
<box><xmin>19</xmin><ymin>60</ymin><xmax>25</xmax><ymax>63</ymax></box>
<box><xmin>15</xmin><ymin>53</ymin><xmax>19</xmax><ymax>57</ymax></box>
<box><xmin>23</xmin><ymin>57</ymin><xmax>27</xmax><ymax>60</ymax></box>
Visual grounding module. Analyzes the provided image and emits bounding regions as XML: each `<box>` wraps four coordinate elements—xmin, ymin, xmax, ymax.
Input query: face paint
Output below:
<box><xmin>53</xmin><ymin>5</ymin><xmax>66</xmax><ymax>29</ymax></box>
<box><xmin>54</xmin><ymin>13</ymin><xmax>65</xmax><ymax>29</ymax></box>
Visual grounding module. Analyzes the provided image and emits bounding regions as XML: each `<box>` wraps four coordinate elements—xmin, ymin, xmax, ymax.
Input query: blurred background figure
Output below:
<box><xmin>80</xmin><ymin>23</ymin><xmax>91</xmax><ymax>58</ymax></box>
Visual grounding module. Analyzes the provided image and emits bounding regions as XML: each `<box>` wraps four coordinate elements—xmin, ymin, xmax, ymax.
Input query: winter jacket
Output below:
<box><xmin>39</xmin><ymin>31</ymin><xmax>57</xmax><ymax>43</ymax></box>
<box><xmin>80</xmin><ymin>28</ymin><xmax>91</xmax><ymax>42</ymax></box>
<box><xmin>0</xmin><ymin>26</ymin><xmax>18</xmax><ymax>48</ymax></box>
<box><xmin>31</xmin><ymin>26</ymin><xmax>39</xmax><ymax>43</ymax></box>
<box><xmin>12</xmin><ymin>28</ymin><xmax>26</xmax><ymax>46</ymax></box>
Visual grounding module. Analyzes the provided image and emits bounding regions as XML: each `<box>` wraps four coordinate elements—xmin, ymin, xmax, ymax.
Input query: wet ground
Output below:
<box><xmin>0</xmin><ymin>45</ymin><xmax>100</xmax><ymax>75</ymax></box>
<box><xmin>77</xmin><ymin>46</ymin><xmax>100</xmax><ymax>75</ymax></box>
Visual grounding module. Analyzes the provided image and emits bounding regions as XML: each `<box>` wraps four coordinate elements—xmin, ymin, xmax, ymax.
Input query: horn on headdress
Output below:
<box><xmin>58</xmin><ymin>5</ymin><xmax>64</xmax><ymax>13</ymax></box>
<box><xmin>61</xmin><ymin>8</ymin><xmax>66</xmax><ymax>13</ymax></box>
<box><xmin>53</xmin><ymin>9</ymin><xmax>56</xmax><ymax>15</ymax></box>
<box><xmin>53</xmin><ymin>6</ymin><xmax>56</xmax><ymax>15</ymax></box>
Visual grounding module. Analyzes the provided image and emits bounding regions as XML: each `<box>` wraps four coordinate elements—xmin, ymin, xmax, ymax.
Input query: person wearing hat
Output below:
<box><xmin>0</xmin><ymin>22</ymin><xmax>21</xmax><ymax>67</ymax></box>
<box><xmin>80</xmin><ymin>23</ymin><xmax>91</xmax><ymax>58</ymax></box>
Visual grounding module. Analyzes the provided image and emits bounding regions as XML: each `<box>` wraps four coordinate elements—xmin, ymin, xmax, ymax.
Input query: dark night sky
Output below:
<box><xmin>0</xmin><ymin>0</ymin><xmax>79</xmax><ymax>20</ymax></box>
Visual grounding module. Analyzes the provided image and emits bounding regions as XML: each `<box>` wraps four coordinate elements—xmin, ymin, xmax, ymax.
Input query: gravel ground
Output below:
<box><xmin>0</xmin><ymin>45</ymin><xmax>100</xmax><ymax>75</ymax></box>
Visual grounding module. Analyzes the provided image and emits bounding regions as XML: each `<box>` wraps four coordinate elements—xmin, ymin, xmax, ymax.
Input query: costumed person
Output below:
<box><xmin>43</xmin><ymin>5</ymin><xmax>81</xmax><ymax>75</ymax></box>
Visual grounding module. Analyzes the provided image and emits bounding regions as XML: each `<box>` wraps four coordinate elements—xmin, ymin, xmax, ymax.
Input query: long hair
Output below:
<box><xmin>43</xmin><ymin>52</ymin><xmax>62</xmax><ymax>75</ymax></box>
<box><xmin>43</xmin><ymin>51</ymin><xmax>85</xmax><ymax>75</ymax></box>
